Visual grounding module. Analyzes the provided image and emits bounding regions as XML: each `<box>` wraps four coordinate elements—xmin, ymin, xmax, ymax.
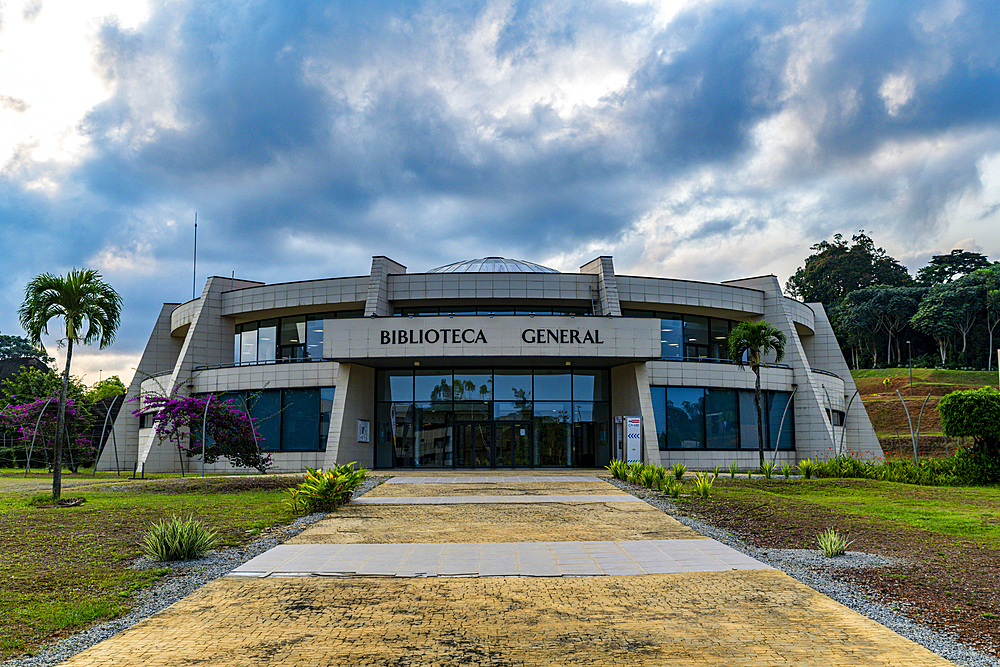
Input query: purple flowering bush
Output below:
<box><xmin>134</xmin><ymin>394</ymin><xmax>272</xmax><ymax>473</ymax></box>
<box><xmin>0</xmin><ymin>396</ymin><xmax>95</xmax><ymax>470</ymax></box>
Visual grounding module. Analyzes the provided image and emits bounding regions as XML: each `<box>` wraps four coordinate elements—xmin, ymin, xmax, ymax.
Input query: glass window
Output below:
<box><xmin>281</xmin><ymin>389</ymin><xmax>319</xmax><ymax>450</ymax></box>
<box><xmin>534</xmin><ymin>401</ymin><xmax>571</xmax><ymax>466</ymax></box>
<box><xmin>234</xmin><ymin>331</ymin><xmax>241</xmax><ymax>365</ymax></box>
<box><xmin>739</xmin><ymin>390</ymin><xmax>761</xmax><ymax>450</ymax></box>
<box><xmin>651</xmin><ymin>386</ymin><xmax>667</xmax><ymax>451</ymax></box>
<box><xmin>705</xmin><ymin>389</ymin><xmax>739</xmax><ymax>449</ymax></box>
<box><xmin>660</xmin><ymin>317</ymin><xmax>683</xmax><ymax>359</ymax></box>
<box><xmin>452</xmin><ymin>371</ymin><xmax>492</xmax><ymax>401</ymax></box>
<box><xmin>378</xmin><ymin>371</ymin><xmax>414</xmax><ymax>402</ymax></box>
<box><xmin>415</xmin><ymin>371</ymin><xmax>452</xmax><ymax>404</ymax></box>
<box><xmin>280</xmin><ymin>316</ymin><xmax>306</xmax><ymax>347</ymax></box>
<box><xmin>710</xmin><ymin>319</ymin><xmax>731</xmax><ymax>360</ymax></box>
<box><xmin>494</xmin><ymin>371</ymin><xmax>532</xmax><ymax>402</ymax></box>
<box><xmin>666</xmin><ymin>387</ymin><xmax>705</xmax><ymax>448</ymax></box>
<box><xmin>306</xmin><ymin>317</ymin><xmax>325</xmax><ymax>359</ymax></box>
<box><xmin>319</xmin><ymin>387</ymin><xmax>335</xmax><ymax>451</ymax></box>
<box><xmin>454</xmin><ymin>401</ymin><xmax>492</xmax><ymax>420</ymax></box>
<box><xmin>414</xmin><ymin>403</ymin><xmax>452</xmax><ymax>467</ymax></box>
<box><xmin>494</xmin><ymin>401</ymin><xmax>531</xmax><ymax>421</ymax></box>
<box><xmin>533</xmin><ymin>370</ymin><xmax>572</xmax><ymax>400</ymax></box>
<box><xmin>767</xmin><ymin>392</ymin><xmax>795</xmax><ymax>450</ymax></box>
<box><xmin>240</xmin><ymin>322</ymin><xmax>258</xmax><ymax>365</ymax></box>
<box><xmin>257</xmin><ymin>319</ymin><xmax>277</xmax><ymax>362</ymax></box>
<box><xmin>684</xmin><ymin>316</ymin><xmax>709</xmax><ymax>359</ymax></box>
<box><xmin>572</xmin><ymin>370</ymin><xmax>605</xmax><ymax>401</ymax></box>
<box><xmin>248</xmin><ymin>390</ymin><xmax>281</xmax><ymax>451</ymax></box>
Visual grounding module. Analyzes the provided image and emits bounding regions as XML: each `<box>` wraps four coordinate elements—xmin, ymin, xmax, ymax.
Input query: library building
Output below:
<box><xmin>100</xmin><ymin>256</ymin><xmax>881</xmax><ymax>474</ymax></box>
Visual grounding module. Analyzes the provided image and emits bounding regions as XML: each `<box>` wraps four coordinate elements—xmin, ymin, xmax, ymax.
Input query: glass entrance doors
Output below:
<box><xmin>455</xmin><ymin>421</ymin><xmax>532</xmax><ymax>468</ymax></box>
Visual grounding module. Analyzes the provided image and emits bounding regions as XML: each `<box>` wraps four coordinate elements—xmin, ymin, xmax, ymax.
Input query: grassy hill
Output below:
<box><xmin>853</xmin><ymin>368</ymin><xmax>999</xmax><ymax>457</ymax></box>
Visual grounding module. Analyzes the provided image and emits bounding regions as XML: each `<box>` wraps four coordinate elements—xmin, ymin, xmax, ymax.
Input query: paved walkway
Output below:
<box><xmin>58</xmin><ymin>472</ymin><xmax>958</xmax><ymax>666</ymax></box>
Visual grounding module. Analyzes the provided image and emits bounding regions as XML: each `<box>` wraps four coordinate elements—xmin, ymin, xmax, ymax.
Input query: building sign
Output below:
<box><xmin>378</xmin><ymin>328</ymin><xmax>605</xmax><ymax>345</ymax></box>
<box><xmin>625</xmin><ymin>416</ymin><xmax>642</xmax><ymax>463</ymax></box>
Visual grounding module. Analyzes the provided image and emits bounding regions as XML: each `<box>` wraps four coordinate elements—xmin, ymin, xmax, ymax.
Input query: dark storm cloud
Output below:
<box><xmin>3</xmin><ymin>0</ymin><xmax>1000</xmax><ymax>359</ymax></box>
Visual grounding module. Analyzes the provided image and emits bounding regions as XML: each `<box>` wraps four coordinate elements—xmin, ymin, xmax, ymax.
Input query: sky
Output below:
<box><xmin>1</xmin><ymin>0</ymin><xmax>999</xmax><ymax>386</ymax></box>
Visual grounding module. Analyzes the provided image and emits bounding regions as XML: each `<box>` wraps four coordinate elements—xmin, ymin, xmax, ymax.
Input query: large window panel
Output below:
<box><xmin>306</xmin><ymin>317</ymin><xmax>325</xmax><ymax>359</ymax></box>
<box><xmin>281</xmin><ymin>388</ymin><xmax>319</xmax><ymax>450</ymax></box>
<box><xmin>379</xmin><ymin>371</ymin><xmax>414</xmax><ymax>402</ymax></box>
<box><xmin>739</xmin><ymin>390</ymin><xmax>761</xmax><ymax>450</ymax></box>
<box><xmin>572</xmin><ymin>370</ymin><xmax>605</xmax><ymax>401</ymax></box>
<box><xmin>767</xmin><ymin>392</ymin><xmax>795</xmax><ymax>450</ymax></box>
<box><xmin>257</xmin><ymin>319</ymin><xmax>277</xmax><ymax>362</ymax></box>
<box><xmin>660</xmin><ymin>317</ymin><xmax>683</xmax><ymax>359</ymax></box>
<box><xmin>319</xmin><ymin>388</ymin><xmax>335</xmax><ymax>451</ymax></box>
<box><xmin>494</xmin><ymin>371</ymin><xmax>532</xmax><ymax>402</ymax></box>
<box><xmin>710</xmin><ymin>319</ymin><xmax>732</xmax><ymax>360</ymax></box>
<box><xmin>249</xmin><ymin>390</ymin><xmax>281</xmax><ymax>451</ymax></box>
<box><xmin>414</xmin><ymin>402</ymin><xmax>452</xmax><ymax>467</ymax></box>
<box><xmin>533</xmin><ymin>370</ymin><xmax>572</xmax><ymax>401</ymax></box>
<box><xmin>651</xmin><ymin>386</ymin><xmax>667</xmax><ymax>451</ymax></box>
<box><xmin>453</xmin><ymin>371</ymin><xmax>492</xmax><ymax>401</ymax></box>
<box><xmin>534</xmin><ymin>401</ymin><xmax>571</xmax><ymax>466</ymax></box>
<box><xmin>684</xmin><ymin>316</ymin><xmax>709</xmax><ymax>359</ymax></box>
<box><xmin>666</xmin><ymin>387</ymin><xmax>705</xmax><ymax>449</ymax></box>
<box><xmin>415</xmin><ymin>371</ymin><xmax>453</xmax><ymax>404</ymax></box>
<box><xmin>705</xmin><ymin>389</ymin><xmax>739</xmax><ymax>449</ymax></box>
<box><xmin>240</xmin><ymin>323</ymin><xmax>258</xmax><ymax>365</ymax></box>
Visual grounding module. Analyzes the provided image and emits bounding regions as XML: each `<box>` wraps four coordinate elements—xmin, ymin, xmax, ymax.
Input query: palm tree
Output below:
<box><xmin>729</xmin><ymin>320</ymin><xmax>787</xmax><ymax>469</ymax></box>
<box><xmin>19</xmin><ymin>269</ymin><xmax>122</xmax><ymax>499</ymax></box>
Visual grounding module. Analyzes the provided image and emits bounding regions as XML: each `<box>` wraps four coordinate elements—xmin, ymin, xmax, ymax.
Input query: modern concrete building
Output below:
<box><xmin>99</xmin><ymin>256</ymin><xmax>881</xmax><ymax>474</ymax></box>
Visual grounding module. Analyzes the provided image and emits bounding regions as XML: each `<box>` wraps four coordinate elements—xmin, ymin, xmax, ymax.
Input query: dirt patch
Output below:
<box><xmin>367</xmin><ymin>482</ymin><xmax>624</xmax><ymax>497</ymax></box>
<box><xmin>289</xmin><ymin>501</ymin><xmax>701</xmax><ymax>544</ymax></box>
<box><xmin>99</xmin><ymin>475</ymin><xmax>304</xmax><ymax>495</ymax></box>
<box><xmin>680</xmin><ymin>483</ymin><xmax>1000</xmax><ymax>659</ymax></box>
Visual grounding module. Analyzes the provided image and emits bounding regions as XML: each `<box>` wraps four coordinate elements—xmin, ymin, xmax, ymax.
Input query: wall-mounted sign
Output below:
<box><xmin>625</xmin><ymin>416</ymin><xmax>641</xmax><ymax>463</ymax></box>
<box><xmin>357</xmin><ymin>419</ymin><xmax>370</xmax><ymax>444</ymax></box>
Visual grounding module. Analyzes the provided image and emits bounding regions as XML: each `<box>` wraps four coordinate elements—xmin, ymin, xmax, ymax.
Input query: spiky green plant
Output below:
<box><xmin>780</xmin><ymin>462</ymin><xmax>792</xmax><ymax>479</ymax></box>
<box><xmin>798</xmin><ymin>459</ymin><xmax>816</xmax><ymax>479</ymax></box>
<box><xmin>817</xmin><ymin>528</ymin><xmax>853</xmax><ymax>557</ymax></box>
<box><xmin>671</xmin><ymin>462</ymin><xmax>688</xmax><ymax>481</ymax></box>
<box><xmin>606</xmin><ymin>459</ymin><xmax>628</xmax><ymax>480</ymax></box>
<box><xmin>728</xmin><ymin>461</ymin><xmax>738</xmax><ymax>478</ymax></box>
<box><xmin>760</xmin><ymin>459</ymin><xmax>776</xmax><ymax>479</ymax></box>
<box><xmin>286</xmin><ymin>463</ymin><xmax>368</xmax><ymax>514</ymax></box>
<box><xmin>710</xmin><ymin>464</ymin><xmax>721</xmax><ymax>480</ymax></box>
<box><xmin>142</xmin><ymin>516</ymin><xmax>218</xmax><ymax>562</ymax></box>
<box><xmin>692</xmin><ymin>473</ymin><xmax>714</xmax><ymax>499</ymax></box>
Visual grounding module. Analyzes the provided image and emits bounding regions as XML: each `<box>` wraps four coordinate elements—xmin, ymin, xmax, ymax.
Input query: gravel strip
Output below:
<box><xmin>1</xmin><ymin>476</ymin><xmax>385</xmax><ymax>667</ymax></box>
<box><xmin>607</xmin><ymin>478</ymin><xmax>998</xmax><ymax>667</ymax></box>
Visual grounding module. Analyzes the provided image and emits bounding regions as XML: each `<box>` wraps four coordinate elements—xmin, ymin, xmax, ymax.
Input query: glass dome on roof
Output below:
<box><xmin>427</xmin><ymin>257</ymin><xmax>559</xmax><ymax>273</ymax></box>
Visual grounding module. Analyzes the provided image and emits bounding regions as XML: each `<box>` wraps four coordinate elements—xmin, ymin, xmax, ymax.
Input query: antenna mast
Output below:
<box><xmin>192</xmin><ymin>212</ymin><xmax>198</xmax><ymax>299</ymax></box>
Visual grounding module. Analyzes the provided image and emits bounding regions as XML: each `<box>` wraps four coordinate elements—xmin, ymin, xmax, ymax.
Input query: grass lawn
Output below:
<box><xmin>680</xmin><ymin>478</ymin><xmax>1000</xmax><ymax>657</ymax></box>
<box><xmin>0</xmin><ymin>471</ymin><xmax>302</xmax><ymax>658</ymax></box>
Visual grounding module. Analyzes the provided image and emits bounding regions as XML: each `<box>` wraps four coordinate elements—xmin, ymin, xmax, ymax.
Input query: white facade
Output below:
<box><xmin>100</xmin><ymin>256</ymin><xmax>881</xmax><ymax>474</ymax></box>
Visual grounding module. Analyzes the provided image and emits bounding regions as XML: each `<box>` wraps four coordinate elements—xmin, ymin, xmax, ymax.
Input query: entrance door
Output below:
<box><xmin>455</xmin><ymin>422</ymin><xmax>492</xmax><ymax>468</ymax></box>
<box><xmin>496</xmin><ymin>421</ymin><xmax>532</xmax><ymax>468</ymax></box>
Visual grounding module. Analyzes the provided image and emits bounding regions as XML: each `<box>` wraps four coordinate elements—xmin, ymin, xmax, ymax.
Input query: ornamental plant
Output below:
<box><xmin>817</xmin><ymin>528</ymin><xmax>852</xmax><ymax>557</ymax></box>
<box><xmin>692</xmin><ymin>473</ymin><xmax>714</xmax><ymax>499</ymax></box>
<box><xmin>142</xmin><ymin>516</ymin><xmax>218</xmax><ymax>561</ymax></box>
<box><xmin>135</xmin><ymin>393</ymin><xmax>272</xmax><ymax>473</ymax></box>
<box><xmin>798</xmin><ymin>459</ymin><xmax>816</xmax><ymax>479</ymax></box>
<box><xmin>0</xmin><ymin>395</ymin><xmax>95</xmax><ymax>470</ymax></box>
<box><xmin>939</xmin><ymin>387</ymin><xmax>1000</xmax><ymax>484</ymax></box>
<box><xmin>286</xmin><ymin>463</ymin><xmax>368</xmax><ymax>514</ymax></box>
<box><xmin>671</xmin><ymin>462</ymin><xmax>687</xmax><ymax>480</ymax></box>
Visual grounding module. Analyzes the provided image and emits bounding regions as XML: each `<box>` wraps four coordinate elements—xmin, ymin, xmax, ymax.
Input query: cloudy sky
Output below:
<box><xmin>2</xmin><ymin>0</ymin><xmax>999</xmax><ymax>384</ymax></box>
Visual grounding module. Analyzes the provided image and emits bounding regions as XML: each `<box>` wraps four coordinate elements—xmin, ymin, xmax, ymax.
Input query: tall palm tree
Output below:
<box><xmin>729</xmin><ymin>320</ymin><xmax>787</xmax><ymax>469</ymax></box>
<box><xmin>19</xmin><ymin>269</ymin><xmax>122</xmax><ymax>499</ymax></box>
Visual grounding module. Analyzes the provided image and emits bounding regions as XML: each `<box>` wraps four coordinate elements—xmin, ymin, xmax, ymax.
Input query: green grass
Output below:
<box><xmin>0</xmin><ymin>474</ymin><xmax>301</xmax><ymax>658</ymax></box>
<box><xmin>712</xmin><ymin>479</ymin><xmax>1000</xmax><ymax>549</ymax></box>
<box><xmin>852</xmin><ymin>368</ymin><xmax>998</xmax><ymax>387</ymax></box>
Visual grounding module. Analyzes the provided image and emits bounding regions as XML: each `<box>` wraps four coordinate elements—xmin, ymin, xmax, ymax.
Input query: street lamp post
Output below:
<box><xmin>907</xmin><ymin>340</ymin><xmax>912</xmax><ymax>396</ymax></box>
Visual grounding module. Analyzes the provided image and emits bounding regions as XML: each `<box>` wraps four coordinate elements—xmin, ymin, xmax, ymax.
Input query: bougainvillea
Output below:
<box><xmin>134</xmin><ymin>394</ymin><xmax>272</xmax><ymax>473</ymax></box>
<box><xmin>0</xmin><ymin>395</ymin><xmax>95</xmax><ymax>470</ymax></box>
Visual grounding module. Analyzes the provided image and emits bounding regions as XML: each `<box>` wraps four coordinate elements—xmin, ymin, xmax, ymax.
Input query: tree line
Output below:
<box><xmin>786</xmin><ymin>233</ymin><xmax>1000</xmax><ymax>370</ymax></box>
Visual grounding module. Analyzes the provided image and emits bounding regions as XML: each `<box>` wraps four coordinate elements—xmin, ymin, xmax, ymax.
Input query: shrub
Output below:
<box><xmin>286</xmin><ymin>463</ymin><xmax>368</xmax><ymax>514</ymax></box>
<box><xmin>817</xmin><ymin>528</ymin><xmax>852</xmax><ymax>557</ymax></box>
<box><xmin>780</xmin><ymin>462</ymin><xmax>792</xmax><ymax>479</ymax></box>
<box><xmin>142</xmin><ymin>516</ymin><xmax>217</xmax><ymax>561</ymax></box>
<box><xmin>710</xmin><ymin>464</ymin><xmax>721</xmax><ymax>480</ymax></box>
<box><xmin>658</xmin><ymin>477</ymin><xmax>681</xmax><ymax>498</ymax></box>
<box><xmin>760</xmin><ymin>460</ymin><xmax>776</xmax><ymax>479</ymax></box>
<box><xmin>606</xmin><ymin>459</ymin><xmax>628</xmax><ymax>481</ymax></box>
<box><xmin>671</xmin><ymin>462</ymin><xmax>688</xmax><ymax>480</ymax></box>
<box><xmin>728</xmin><ymin>461</ymin><xmax>738</xmax><ymax>479</ymax></box>
<box><xmin>798</xmin><ymin>459</ymin><xmax>816</xmax><ymax>479</ymax></box>
<box><xmin>692</xmin><ymin>473</ymin><xmax>714</xmax><ymax>499</ymax></box>
<box><xmin>939</xmin><ymin>387</ymin><xmax>1000</xmax><ymax>484</ymax></box>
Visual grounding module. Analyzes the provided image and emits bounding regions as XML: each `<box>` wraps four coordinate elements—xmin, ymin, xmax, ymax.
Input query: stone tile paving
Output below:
<box><xmin>384</xmin><ymin>475</ymin><xmax>604</xmax><ymax>483</ymax></box>
<box><xmin>368</xmin><ymin>480</ymin><xmax>620</xmax><ymax>496</ymax></box>
<box><xmin>286</xmin><ymin>500</ymin><xmax>701</xmax><ymax>543</ymax></box>
<box><xmin>58</xmin><ymin>571</ymin><xmax>955</xmax><ymax>666</ymax></box>
<box><xmin>353</xmin><ymin>493</ymin><xmax>642</xmax><ymax>504</ymax></box>
<box><xmin>230</xmin><ymin>539</ymin><xmax>767</xmax><ymax>578</ymax></box>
